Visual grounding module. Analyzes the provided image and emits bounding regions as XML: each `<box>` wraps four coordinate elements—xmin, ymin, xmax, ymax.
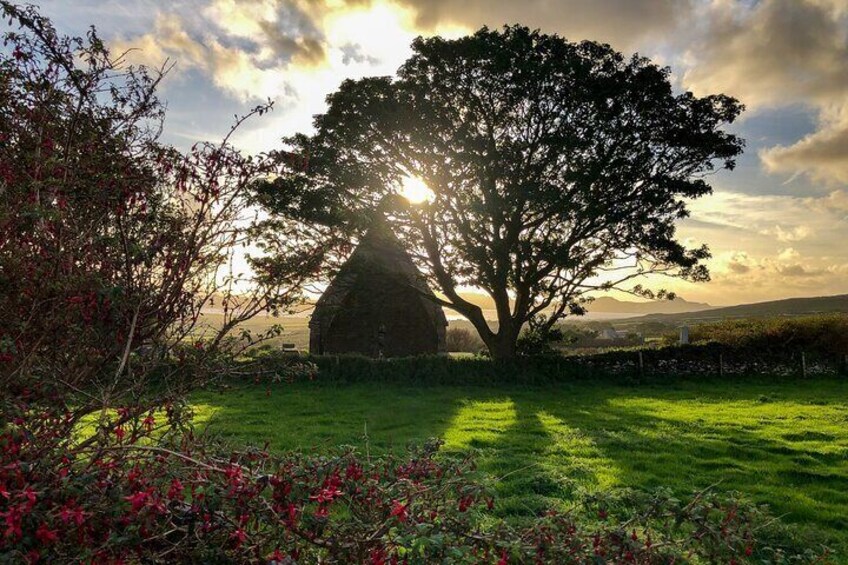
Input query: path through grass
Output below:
<box><xmin>192</xmin><ymin>377</ymin><xmax>848</xmax><ymax>552</ymax></box>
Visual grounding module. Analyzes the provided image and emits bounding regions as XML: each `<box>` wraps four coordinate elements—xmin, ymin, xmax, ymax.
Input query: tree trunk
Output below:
<box><xmin>484</xmin><ymin>323</ymin><xmax>521</xmax><ymax>360</ymax></box>
<box><xmin>487</xmin><ymin>337</ymin><xmax>518</xmax><ymax>360</ymax></box>
<box><xmin>451</xmin><ymin>295</ymin><xmax>521</xmax><ymax>360</ymax></box>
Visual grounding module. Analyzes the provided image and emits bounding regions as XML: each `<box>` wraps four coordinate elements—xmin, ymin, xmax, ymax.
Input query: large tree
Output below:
<box><xmin>263</xmin><ymin>26</ymin><xmax>744</xmax><ymax>359</ymax></box>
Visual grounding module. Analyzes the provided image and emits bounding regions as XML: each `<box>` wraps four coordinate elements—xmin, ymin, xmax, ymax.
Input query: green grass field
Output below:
<box><xmin>192</xmin><ymin>377</ymin><xmax>848</xmax><ymax>553</ymax></box>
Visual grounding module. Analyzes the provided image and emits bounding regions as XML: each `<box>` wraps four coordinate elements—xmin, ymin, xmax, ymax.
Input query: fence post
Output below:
<box><xmin>801</xmin><ymin>351</ymin><xmax>807</xmax><ymax>378</ymax></box>
<box><xmin>638</xmin><ymin>351</ymin><xmax>644</xmax><ymax>378</ymax></box>
<box><xmin>843</xmin><ymin>354</ymin><xmax>848</xmax><ymax>376</ymax></box>
<box><xmin>719</xmin><ymin>353</ymin><xmax>724</xmax><ymax>377</ymax></box>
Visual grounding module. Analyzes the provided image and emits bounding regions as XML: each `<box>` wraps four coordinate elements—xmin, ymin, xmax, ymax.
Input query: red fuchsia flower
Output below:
<box><xmin>345</xmin><ymin>462</ymin><xmax>363</xmax><ymax>481</ymax></box>
<box><xmin>142</xmin><ymin>414</ymin><xmax>155</xmax><ymax>432</ymax></box>
<box><xmin>458</xmin><ymin>495</ymin><xmax>474</xmax><ymax>512</ymax></box>
<box><xmin>497</xmin><ymin>549</ymin><xmax>509</xmax><ymax>565</ymax></box>
<box><xmin>224</xmin><ymin>465</ymin><xmax>243</xmax><ymax>484</ymax></box>
<box><xmin>285</xmin><ymin>503</ymin><xmax>297</xmax><ymax>524</ymax></box>
<box><xmin>369</xmin><ymin>547</ymin><xmax>387</xmax><ymax>565</ymax></box>
<box><xmin>35</xmin><ymin>523</ymin><xmax>58</xmax><ymax>545</ymax></box>
<box><xmin>127</xmin><ymin>466</ymin><xmax>143</xmax><ymax>483</ymax></box>
<box><xmin>268</xmin><ymin>549</ymin><xmax>286</xmax><ymax>563</ymax></box>
<box><xmin>114</xmin><ymin>425</ymin><xmax>125</xmax><ymax>441</ymax></box>
<box><xmin>124</xmin><ymin>489</ymin><xmax>151</xmax><ymax>511</ymax></box>
<box><xmin>314</xmin><ymin>506</ymin><xmax>329</xmax><ymax>519</ymax></box>
<box><xmin>230</xmin><ymin>528</ymin><xmax>247</xmax><ymax>548</ymax></box>
<box><xmin>167</xmin><ymin>479</ymin><xmax>184</xmax><ymax>500</ymax></box>
<box><xmin>389</xmin><ymin>500</ymin><xmax>408</xmax><ymax>523</ymax></box>
<box><xmin>58</xmin><ymin>456</ymin><xmax>72</xmax><ymax>478</ymax></box>
<box><xmin>59</xmin><ymin>500</ymin><xmax>86</xmax><ymax>526</ymax></box>
<box><xmin>2</xmin><ymin>506</ymin><xmax>23</xmax><ymax>540</ymax></box>
<box><xmin>597</xmin><ymin>508</ymin><xmax>608</xmax><ymax>520</ymax></box>
<box><xmin>309</xmin><ymin>486</ymin><xmax>343</xmax><ymax>504</ymax></box>
<box><xmin>19</xmin><ymin>486</ymin><xmax>37</xmax><ymax>506</ymax></box>
<box><xmin>0</xmin><ymin>484</ymin><xmax>8</xmax><ymax>499</ymax></box>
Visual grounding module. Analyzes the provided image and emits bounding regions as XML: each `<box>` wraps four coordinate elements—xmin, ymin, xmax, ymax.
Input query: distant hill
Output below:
<box><xmin>620</xmin><ymin>294</ymin><xmax>848</xmax><ymax>326</ymax></box>
<box><xmin>586</xmin><ymin>296</ymin><xmax>712</xmax><ymax>314</ymax></box>
<box><xmin>446</xmin><ymin>292</ymin><xmax>712</xmax><ymax>318</ymax></box>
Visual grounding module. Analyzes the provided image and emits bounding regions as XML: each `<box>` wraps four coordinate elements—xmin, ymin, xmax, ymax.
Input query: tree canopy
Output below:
<box><xmin>260</xmin><ymin>25</ymin><xmax>745</xmax><ymax>359</ymax></box>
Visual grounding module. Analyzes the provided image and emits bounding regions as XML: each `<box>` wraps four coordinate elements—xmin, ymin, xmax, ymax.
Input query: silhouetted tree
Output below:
<box><xmin>261</xmin><ymin>26</ymin><xmax>744</xmax><ymax>359</ymax></box>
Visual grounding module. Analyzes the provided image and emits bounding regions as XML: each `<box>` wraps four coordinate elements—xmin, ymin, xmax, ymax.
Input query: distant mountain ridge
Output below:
<box><xmin>621</xmin><ymin>294</ymin><xmax>848</xmax><ymax>325</ymax></box>
<box><xmin>446</xmin><ymin>292</ymin><xmax>713</xmax><ymax>317</ymax></box>
<box><xmin>586</xmin><ymin>296</ymin><xmax>712</xmax><ymax>314</ymax></box>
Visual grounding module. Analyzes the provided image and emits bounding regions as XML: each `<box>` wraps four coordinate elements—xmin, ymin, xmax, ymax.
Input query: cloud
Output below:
<box><xmin>392</xmin><ymin>0</ymin><xmax>692</xmax><ymax>48</ymax></box>
<box><xmin>683</xmin><ymin>0</ymin><xmax>848</xmax><ymax>107</ymax></box>
<box><xmin>815</xmin><ymin>189</ymin><xmax>848</xmax><ymax>213</ymax></box>
<box><xmin>778</xmin><ymin>247</ymin><xmax>800</xmax><ymax>261</ymax></box>
<box><xmin>727</xmin><ymin>252</ymin><xmax>752</xmax><ymax>274</ymax></box>
<box><xmin>689</xmin><ymin>192</ymin><xmax>813</xmax><ymax>235</ymax></box>
<box><xmin>760</xmin><ymin>224</ymin><xmax>812</xmax><ymax>243</ymax></box>
<box><xmin>682</xmin><ymin>0</ymin><xmax>848</xmax><ymax>186</ymax></box>
<box><xmin>111</xmin><ymin>0</ymin><xmax>331</xmax><ymax>101</ymax></box>
<box><xmin>676</xmin><ymin>189</ymin><xmax>848</xmax><ymax>303</ymax></box>
<box><xmin>112</xmin><ymin>15</ymin><xmax>206</xmax><ymax>69</ymax></box>
<box><xmin>710</xmin><ymin>248</ymin><xmax>825</xmax><ymax>290</ymax></box>
<box><xmin>760</xmin><ymin>107</ymin><xmax>848</xmax><ymax>185</ymax></box>
<box><xmin>205</xmin><ymin>0</ymin><xmax>327</xmax><ymax>65</ymax></box>
<box><xmin>112</xmin><ymin>15</ymin><xmax>284</xmax><ymax>101</ymax></box>
<box><xmin>340</xmin><ymin>43</ymin><xmax>380</xmax><ymax>66</ymax></box>
<box><xmin>777</xmin><ymin>264</ymin><xmax>823</xmax><ymax>277</ymax></box>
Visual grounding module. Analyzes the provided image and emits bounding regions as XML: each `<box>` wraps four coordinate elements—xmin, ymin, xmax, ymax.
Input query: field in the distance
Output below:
<box><xmin>195</xmin><ymin>313</ymin><xmax>312</xmax><ymax>350</ymax></box>
<box><xmin>192</xmin><ymin>377</ymin><xmax>848</xmax><ymax>554</ymax></box>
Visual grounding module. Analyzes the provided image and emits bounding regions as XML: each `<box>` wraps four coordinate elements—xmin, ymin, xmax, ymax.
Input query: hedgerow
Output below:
<box><xmin>682</xmin><ymin>315</ymin><xmax>848</xmax><ymax>356</ymax></box>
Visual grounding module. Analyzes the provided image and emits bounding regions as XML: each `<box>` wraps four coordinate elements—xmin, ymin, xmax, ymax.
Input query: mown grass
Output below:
<box><xmin>192</xmin><ymin>377</ymin><xmax>848</xmax><ymax>554</ymax></box>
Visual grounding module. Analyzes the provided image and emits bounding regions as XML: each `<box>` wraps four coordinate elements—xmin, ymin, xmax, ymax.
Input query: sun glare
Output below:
<box><xmin>399</xmin><ymin>175</ymin><xmax>435</xmax><ymax>204</ymax></box>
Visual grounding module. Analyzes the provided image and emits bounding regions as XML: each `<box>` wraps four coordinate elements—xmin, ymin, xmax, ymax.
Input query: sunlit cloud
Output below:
<box><xmin>681</xmin><ymin>0</ymin><xmax>848</xmax><ymax>186</ymax></box>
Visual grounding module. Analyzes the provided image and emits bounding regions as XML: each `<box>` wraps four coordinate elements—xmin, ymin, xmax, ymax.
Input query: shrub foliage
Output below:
<box><xmin>684</xmin><ymin>315</ymin><xmax>848</xmax><ymax>356</ymax></box>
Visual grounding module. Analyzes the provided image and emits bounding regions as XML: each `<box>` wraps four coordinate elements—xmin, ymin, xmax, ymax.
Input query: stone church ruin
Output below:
<box><xmin>308</xmin><ymin>216</ymin><xmax>448</xmax><ymax>357</ymax></box>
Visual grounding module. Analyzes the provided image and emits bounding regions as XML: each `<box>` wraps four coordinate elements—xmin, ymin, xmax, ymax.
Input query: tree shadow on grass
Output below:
<box><xmin>485</xmin><ymin>383</ymin><xmax>848</xmax><ymax>552</ymax></box>
<box><xmin>192</xmin><ymin>382</ymin><xmax>506</xmax><ymax>456</ymax></box>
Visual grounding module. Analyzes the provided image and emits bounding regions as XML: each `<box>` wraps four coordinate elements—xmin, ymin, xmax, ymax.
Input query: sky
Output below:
<box><xmin>36</xmin><ymin>0</ymin><xmax>848</xmax><ymax>306</ymax></box>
